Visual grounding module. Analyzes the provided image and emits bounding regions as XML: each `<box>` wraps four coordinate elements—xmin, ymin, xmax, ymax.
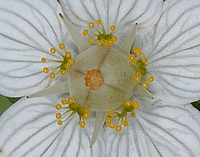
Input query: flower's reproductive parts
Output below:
<box><xmin>28</xmin><ymin>14</ymin><xmax>154</xmax><ymax>147</ymax></box>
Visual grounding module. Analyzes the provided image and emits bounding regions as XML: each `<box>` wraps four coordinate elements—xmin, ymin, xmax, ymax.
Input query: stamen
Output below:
<box><xmin>82</xmin><ymin>19</ymin><xmax>117</xmax><ymax>47</ymax></box>
<box><xmin>55</xmin><ymin>97</ymin><xmax>90</xmax><ymax>128</ymax></box>
<box><xmin>84</xmin><ymin>69</ymin><xmax>104</xmax><ymax>90</ymax></box>
<box><xmin>41</xmin><ymin>43</ymin><xmax>74</xmax><ymax>79</ymax></box>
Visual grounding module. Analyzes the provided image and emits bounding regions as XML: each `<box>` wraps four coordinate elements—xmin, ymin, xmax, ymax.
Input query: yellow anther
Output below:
<box><xmin>110</xmin><ymin>25</ymin><xmax>116</xmax><ymax>32</ymax></box>
<box><xmin>132</xmin><ymin>101</ymin><xmax>140</xmax><ymax>110</ymax></box>
<box><xmin>142</xmin><ymin>57</ymin><xmax>148</xmax><ymax>63</ymax></box>
<box><xmin>96</xmin><ymin>19</ymin><xmax>102</xmax><ymax>25</ymax></box>
<box><xmin>134</xmin><ymin>76</ymin><xmax>141</xmax><ymax>83</ymax></box>
<box><xmin>88</xmin><ymin>38</ymin><xmax>95</xmax><ymax>44</ymax></box>
<box><xmin>50</xmin><ymin>47</ymin><xmax>56</xmax><ymax>54</ymax></box>
<box><xmin>142</xmin><ymin>82</ymin><xmax>148</xmax><ymax>88</ymax></box>
<box><xmin>133</xmin><ymin>47</ymin><xmax>142</xmax><ymax>57</ymax></box>
<box><xmin>61</xmin><ymin>99</ymin><xmax>68</xmax><ymax>105</ymax></box>
<box><xmin>55</xmin><ymin>113</ymin><xmax>62</xmax><ymax>119</ymax></box>
<box><xmin>50</xmin><ymin>72</ymin><xmax>55</xmax><ymax>79</ymax></box>
<box><xmin>55</xmin><ymin>103</ymin><xmax>62</xmax><ymax>110</ymax></box>
<box><xmin>65</xmin><ymin>51</ymin><xmax>71</xmax><ymax>58</ymax></box>
<box><xmin>57</xmin><ymin>120</ymin><xmax>63</xmax><ymax>126</ymax></box>
<box><xmin>79</xmin><ymin>121</ymin><xmax>86</xmax><ymax>128</ymax></box>
<box><xmin>125</xmin><ymin>100</ymin><xmax>131</xmax><ymax>106</ymax></box>
<box><xmin>108</xmin><ymin>110</ymin><xmax>114</xmax><ymax>117</ymax></box>
<box><xmin>41</xmin><ymin>57</ymin><xmax>46</xmax><ymax>63</ymax></box>
<box><xmin>106</xmin><ymin>117</ymin><xmax>112</xmax><ymax>124</ymax></box>
<box><xmin>108</xmin><ymin>40</ymin><xmax>113</xmax><ymax>47</ymax></box>
<box><xmin>83</xmin><ymin>30</ymin><xmax>89</xmax><ymax>36</ymax></box>
<box><xmin>67</xmin><ymin>97</ymin><xmax>74</xmax><ymax>104</ymax></box>
<box><xmin>147</xmin><ymin>76</ymin><xmax>154</xmax><ymax>82</ymax></box>
<box><xmin>103</xmin><ymin>40</ymin><xmax>109</xmax><ymax>46</ymax></box>
<box><xmin>88</xmin><ymin>22</ymin><xmax>94</xmax><ymax>28</ymax></box>
<box><xmin>43</xmin><ymin>67</ymin><xmax>49</xmax><ymax>74</ymax></box>
<box><xmin>108</xmin><ymin>123</ymin><xmax>115</xmax><ymax>129</ymax></box>
<box><xmin>111</xmin><ymin>36</ymin><xmax>117</xmax><ymax>42</ymax></box>
<box><xmin>115</xmin><ymin>125</ymin><xmax>122</xmax><ymax>132</ymax></box>
<box><xmin>131</xmin><ymin>111</ymin><xmax>136</xmax><ymax>118</ymax></box>
<box><xmin>129</xmin><ymin>54</ymin><xmax>135</xmax><ymax>61</ymax></box>
<box><xmin>123</xmin><ymin>120</ymin><xmax>129</xmax><ymax>126</ymax></box>
<box><xmin>60</xmin><ymin>69</ymin><xmax>67</xmax><ymax>76</ymax></box>
<box><xmin>59</xmin><ymin>43</ymin><xmax>65</xmax><ymax>50</ymax></box>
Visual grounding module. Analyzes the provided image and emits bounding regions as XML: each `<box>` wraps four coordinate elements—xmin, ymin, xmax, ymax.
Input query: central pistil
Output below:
<box><xmin>84</xmin><ymin>69</ymin><xmax>104</xmax><ymax>90</ymax></box>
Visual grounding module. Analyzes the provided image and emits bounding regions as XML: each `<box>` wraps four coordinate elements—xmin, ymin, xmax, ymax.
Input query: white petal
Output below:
<box><xmin>59</xmin><ymin>0</ymin><xmax>163</xmax><ymax>44</ymax></box>
<box><xmin>136</xmin><ymin>0</ymin><xmax>200</xmax><ymax>104</ymax></box>
<box><xmin>106</xmin><ymin>97</ymin><xmax>200</xmax><ymax>157</ymax></box>
<box><xmin>0</xmin><ymin>0</ymin><xmax>76</xmax><ymax>97</ymax></box>
<box><xmin>0</xmin><ymin>95</ymin><xmax>105</xmax><ymax>157</ymax></box>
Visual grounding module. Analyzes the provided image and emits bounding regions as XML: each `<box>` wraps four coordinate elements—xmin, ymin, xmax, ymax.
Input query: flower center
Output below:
<box><xmin>84</xmin><ymin>69</ymin><xmax>104</xmax><ymax>90</ymax></box>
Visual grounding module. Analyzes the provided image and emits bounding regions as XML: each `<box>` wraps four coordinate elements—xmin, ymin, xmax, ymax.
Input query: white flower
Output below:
<box><xmin>0</xmin><ymin>0</ymin><xmax>200</xmax><ymax>156</ymax></box>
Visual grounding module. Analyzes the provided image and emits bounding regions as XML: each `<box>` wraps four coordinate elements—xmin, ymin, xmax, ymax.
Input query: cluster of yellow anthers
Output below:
<box><xmin>82</xmin><ymin>19</ymin><xmax>118</xmax><ymax>47</ymax></box>
<box><xmin>55</xmin><ymin>97</ymin><xmax>90</xmax><ymax>128</ymax></box>
<box><xmin>41</xmin><ymin>43</ymin><xmax>74</xmax><ymax>79</ymax></box>
<box><xmin>129</xmin><ymin>47</ymin><xmax>154</xmax><ymax>88</ymax></box>
<box><xmin>106</xmin><ymin>100</ymin><xmax>140</xmax><ymax>132</ymax></box>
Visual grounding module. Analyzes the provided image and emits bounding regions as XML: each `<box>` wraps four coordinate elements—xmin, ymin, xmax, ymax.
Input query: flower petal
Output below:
<box><xmin>59</xmin><ymin>0</ymin><xmax>163</xmax><ymax>44</ymax></box>
<box><xmin>106</xmin><ymin>97</ymin><xmax>200</xmax><ymax>157</ymax></box>
<box><xmin>0</xmin><ymin>0</ymin><xmax>76</xmax><ymax>97</ymax></box>
<box><xmin>136</xmin><ymin>0</ymin><xmax>200</xmax><ymax>104</ymax></box>
<box><xmin>0</xmin><ymin>95</ymin><xmax>105</xmax><ymax>157</ymax></box>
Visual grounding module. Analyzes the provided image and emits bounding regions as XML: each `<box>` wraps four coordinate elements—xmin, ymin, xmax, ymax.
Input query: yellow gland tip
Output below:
<box><xmin>108</xmin><ymin>110</ymin><xmax>114</xmax><ymax>117</ymax></box>
<box><xmin>41</xmin><ymin>57</ymin><xmax>46</xmax><ymax>63</ymax></box>
<box><xmin>83</xmin><ymin>113</ymin><xmax>90</xmax><ymax>119</ymax></box>
<box><xmin>88</xmin><ymin>22</ymin><xmax>94</xmax><ymax>28</ymax></box>
<box><xmin>84</xmin><ymin>108</ymin><xmax>90</xmax><ymax>113</ymax></box>
<box><xmin>110</xmin><ymin>25</ymin><xmax>116</xmax><ymax>32</ymax></box>
<box><xmin>108</xmin><ymin>123</ymin><xmax>115</xmax><ymax>129</ymax></box>
<box><xmin>43</xmin><ymin>67</ymin><xmax>49</xmax><ymax>74</ymax></box>
<box><xmin>106</xmin><ymin>117</ymin><xmax>112</xmax><ymax>124</ymax></box>
<box><xmin>136</xmin><ymin>72</ymin><xmax>142</xmax><ymax>77</ymax></box>
<box><xmin>148</xmin><ymin>76</ymin><xmax>154</xmax><ymax>82</ymax></box>
<box><xmin>142</xmin><ymin>82</ymin><xmax>148</xmax><ymax>88</ymax></box>
<box><xmin>111</xmin><ymin>36</ymin><xmax>117</xmax><ymax>42</ymax></box>
<box><xmin>79</xmin><ymin>121</ymin><xmax>86</xmax><ymax>128</ymax></box>
<box><xmin>131</xmin><ymin>111</ymin><xmax>136</xmax><ymax>118</ymax></box>
<box><xmin>65</xmin><ymin>63</ymin><xmax>71</xmax><ymax>69</ymax></box>
<box><xmin>50</xmin><ymin>47</ymin><xmax>56</xmax><ymax>54</ymax></box>
<box><xmin>55</xmin><ymin>113</ymin><xmax>62</xmax><ymax>119</ymax></box>
<box><xmin>132</xmin><ymin>101</ymin><xmax>140</xmax><ymax>110</ymax></box>
<box><xmin>123</xmin><ymin>120</ymin><xmax>129</xmax><ymax>126</ymax></box>
<box><xmin>133</xmin><ymin>47</ymin><xmax>142</xmax><ymax>57</ymax></box>
<box><xmin>129</xmin><ymin>54</ymin><xmax>135</xmax><ymax>61</ymax></box>
<box><xmin>60</xmin><ymin>69</ymin><xmax>67</xmax><ymax>76</ymax></box>
<box><xmin>61</xmin><ymin>99</ymin><xmax>68</xmax><ymax>105</ymax></box>
<box><xmin>125</xmin><ymin>100</ymin><xmax>131</xmax><ymax>106</ymax></box>
<box><xmin>59</xmin><ymin>43</ymin><xmax>65</xmax><ymax>50</ymax></box>
<box><xmin>96</xmin><ymin>19</ymin><xmax>102</xmax><ymax>25</ymax></box>
<box><xmin>83</xmin><ymin>30</ymin><xmax>89</xmax><ymax>36</ymax></box>
<box><xmin>50</xmin><ymin>72</ymin><xmax>56</xmax><ymax>79</ymax></box>
<box><xmin>65</xmin><ymin>51</ymin><xmax>71</xmax><ymax>58</ymax></box>
<box><xmin>134</xmin><ymin>76</ymin><xmax>141</xmax><ymax>83</ymax></box>
<box><xmin>88</xmin><ymin>38</ymin><xmax>95</xmax><ymax>44</ymax></box>
<box><xmin>57</xmin><ymin>120</ymin><xmax>63</xmax><ymax>126</ymax></box>
<box><xmin>142</xmin><ymin>57</ymin><xmax>148</xmax><ymax>63</ymax></box>
<box><xmin>55</xmin><ymin>103</ymin><xmax>62</xmax><ymax>110</ymax></box>
<box><xmin>115</xmin><ymin>125</ymin><xmax>122</xmax><ymax>132</ymax></box>
<box><xmin>67</xmin><ymin>97</ymin><xmax>74</xmax><ymax>104</ymax></box>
